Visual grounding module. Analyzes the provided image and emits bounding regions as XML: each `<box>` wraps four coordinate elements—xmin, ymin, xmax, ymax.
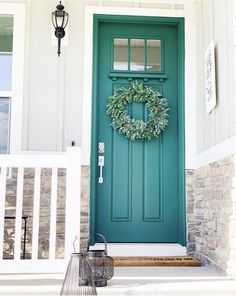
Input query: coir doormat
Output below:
<box><xmin>113</xmin><ymin>256</ymin><xmax>201</xmax><ymax>267</ymax></box>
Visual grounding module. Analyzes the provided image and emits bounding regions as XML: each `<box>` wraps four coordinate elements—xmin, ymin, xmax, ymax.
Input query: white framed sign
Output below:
<box><xmin>205</xmin><ymin>40</ymin><xmax>217</xmax><ymax>113</ymax></box>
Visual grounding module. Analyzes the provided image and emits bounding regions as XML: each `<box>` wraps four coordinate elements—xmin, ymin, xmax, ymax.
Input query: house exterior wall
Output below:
<box><xmin>0</xmin><ymin>0</ymin><xmax>198</xmax><ymax>167</ymax></box>
<box><xmin>195</xmin><ymin>0</ymin><xmax>236</xmax><ymax>155</ymax></box>
<box><xmin>23</xmin><ymin>0</ymin><xmax>85</xmax><ymax>151</ymax></box>
<box><xmin>19</xmin><ymin>0</ymin><xmax>235</xmax><ymax>166</ymax></box>
<box><xmin>187</xmin><ymin>0</ymin><xmax>236</xmax><ymax>276</ymax></box>
<box><xmin>1</xmin><ymin>0</ymin><xmax>236</xmax><ymax>277</ymax></box>
<box><xmin>16</xmin><ymin>0</ymin><xmax>188</xmax><ymax>153</ymax></box>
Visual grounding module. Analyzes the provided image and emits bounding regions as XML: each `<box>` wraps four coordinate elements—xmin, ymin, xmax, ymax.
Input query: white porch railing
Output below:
<box><xmin>0</xmin><ymin>147</ymin><xmax>81</xmax><ymax>273</ymax></box>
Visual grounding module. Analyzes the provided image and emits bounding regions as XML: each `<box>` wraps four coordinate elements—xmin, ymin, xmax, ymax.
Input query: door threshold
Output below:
<box><xmin>89</xmin><ymin>243</ymin><xmax>186</xmax><ymax>256</ymax></box>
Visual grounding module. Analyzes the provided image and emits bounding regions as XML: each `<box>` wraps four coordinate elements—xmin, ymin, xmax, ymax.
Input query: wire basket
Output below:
<box><xmin>86</xmin><ymin>233</ymin><xmax>114</xmax><ymax>287</ymax></box>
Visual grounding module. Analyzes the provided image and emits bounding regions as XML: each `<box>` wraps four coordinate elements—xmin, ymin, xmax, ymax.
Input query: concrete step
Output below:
<box><xmin>89</xmin><ymin>243</ymin><xmax>186</xmax><ymax>256</ymax></box>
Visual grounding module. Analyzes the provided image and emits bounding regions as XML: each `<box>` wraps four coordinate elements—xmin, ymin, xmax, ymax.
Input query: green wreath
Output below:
<box><xmin>107</xmin><ymin>81</ymin><xmax>169</xmax><ymax>141</ymax></box>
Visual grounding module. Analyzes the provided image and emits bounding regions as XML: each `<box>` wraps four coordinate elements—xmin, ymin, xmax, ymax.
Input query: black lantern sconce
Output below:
<box><xmin>52</xmin><ymin>1</ymin><xmax>69</xmax><ymax>57</ymax></box>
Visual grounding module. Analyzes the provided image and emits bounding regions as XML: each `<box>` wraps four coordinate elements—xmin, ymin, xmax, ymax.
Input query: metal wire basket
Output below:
<box><xmin>86</xmin><ymin>233</ymin><xmax>114</xmax><ymax>287</ymax></box>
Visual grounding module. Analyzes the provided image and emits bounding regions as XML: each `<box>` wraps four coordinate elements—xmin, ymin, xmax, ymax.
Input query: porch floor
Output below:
<box><xmin>0</xmin><ymin>266</ymin><xmax>236</xmax><ymax>295</ymax></box>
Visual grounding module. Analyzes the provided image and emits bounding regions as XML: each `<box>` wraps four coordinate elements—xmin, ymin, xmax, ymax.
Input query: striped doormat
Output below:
<box><xmin>114</xmin><ymin>256</ymin><xmax>201</xmax><ymax>267</ymax></box>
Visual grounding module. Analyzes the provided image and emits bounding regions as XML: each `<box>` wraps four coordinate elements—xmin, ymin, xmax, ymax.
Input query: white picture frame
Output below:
<box><xmin>205</xmin><ymin>40</ymin><xmax>217</xmax><ymax>114</ymax></box>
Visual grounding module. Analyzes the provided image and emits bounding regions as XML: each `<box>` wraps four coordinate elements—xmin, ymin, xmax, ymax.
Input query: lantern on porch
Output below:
<box><xmin>86</xmin><ymin>233</ymin><xmax>114</xmax><ymax>287</ymax></box>
<box><xmin>52</xmin><ymin>1</ymin><xmax>69</xmax><ymax>57</ymax></box>
<box><xmin>60</xmin><ymin>253</ymin><xmax>97</xmax><ymax>295</ymax></box>
<box><xmin>60</xmin><ymin>237</ymin><xmax>97</xmax><ymax>295</ymax></box>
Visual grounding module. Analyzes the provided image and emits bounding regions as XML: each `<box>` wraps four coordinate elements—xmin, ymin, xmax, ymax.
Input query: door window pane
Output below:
<box><xmin>130</xmin><ymin>39</ymin><xmax>145</xmax><ymax>71</ymax></box>
<box><xmin>0</xmin><ymin>15</ymin><xmax>13</xmax><ymax>91</ymax></box>
<box><xmin>146</xmin><ymin>40</ymin><xmax>161</xmax><ymax>72</ymax></box>
<box><xmin>114</xmin><ymin>38</ymin><xmax>128</xmax><ymax>71</ymax></box>
<box><xmin>0</xmin><ymin>97</ymin><xmax>11</xmax><ymax>154</ymax></box>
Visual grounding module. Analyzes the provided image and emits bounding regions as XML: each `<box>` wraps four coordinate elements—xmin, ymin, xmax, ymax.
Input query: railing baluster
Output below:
<box><xmin>65</xmin><ymin>148</ymin><xmax>81</xmax><ymax>260</ymax></box>
<box><xmin>32</xmin><ymin>167</ymin><xmax>41</xmax><ymax>260</ymax></box>
<box><xmin>49</xmin><ymin>167</ymin><xmax>58</xmax><ymax>260</ymax></box>
<box><xmin>0</xmin><ymin>167</ymin><xmax>7</xmax><ymax>260</ymax></box>
<box><xmin>14</xmin><ymin>167</ymin><xmax>24</xmax><ymax>260</ymax></box>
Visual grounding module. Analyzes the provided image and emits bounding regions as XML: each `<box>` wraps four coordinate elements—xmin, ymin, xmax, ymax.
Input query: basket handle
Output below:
<box><xmin>73</xmin><ymin>236</ymin><xmax>80</xmax><ymax>253</ymax></box>
<box><xmin>87</xmin><ymin>233</ymin><xmax>108</xmax><ymax>255</ymax></box>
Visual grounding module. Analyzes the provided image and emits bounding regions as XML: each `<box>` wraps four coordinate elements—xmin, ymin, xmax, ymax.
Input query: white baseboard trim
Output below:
<box><xmin>89</xmin><ymin>243</ymin><xmax>187</xmax><ymax>256</ymax></box>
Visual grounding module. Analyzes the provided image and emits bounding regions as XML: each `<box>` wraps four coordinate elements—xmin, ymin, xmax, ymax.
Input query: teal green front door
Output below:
<box><xmin>91</xmin><ymin>16</ymin><xmax>185</xmax><ymax>244</ymax></box>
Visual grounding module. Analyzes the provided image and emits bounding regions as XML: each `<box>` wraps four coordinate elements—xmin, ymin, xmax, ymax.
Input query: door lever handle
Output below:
<box><xmin>98</xmin><ymin>156</ymin><xmax>104</xmax><ymax>183</ymax></box>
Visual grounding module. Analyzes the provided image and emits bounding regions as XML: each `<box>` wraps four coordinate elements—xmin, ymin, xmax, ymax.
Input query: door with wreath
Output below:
<box><xmin>90</xmin><ymin>17</ymin><xmax>185</xmax><ymax>244</ymax></box>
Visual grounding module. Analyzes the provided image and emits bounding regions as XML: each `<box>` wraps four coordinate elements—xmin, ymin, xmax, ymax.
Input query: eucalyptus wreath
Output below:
<box><xmin>107</xmin><ymin>81</ymin><xmax>169</xmax><ymax>141</ymax></box>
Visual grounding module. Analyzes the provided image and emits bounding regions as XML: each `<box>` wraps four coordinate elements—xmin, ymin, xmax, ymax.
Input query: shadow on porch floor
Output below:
<box><xmin>0</xmin><ymin>266</ymin><xmax>235</xmax><ymax>295</ymax></box>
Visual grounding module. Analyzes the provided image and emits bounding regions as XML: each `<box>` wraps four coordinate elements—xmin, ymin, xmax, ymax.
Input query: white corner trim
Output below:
<box><xmin>184</xmin><ymin>3</ymin><xmax>197</xmax><ymax>170</ymax></box>
<box><xmin>195</xmin><ymin>135</ymin><xmax>236</xmax><ymax>169</ymax></box>
<box><xmin>81</xmin><ymin>5</ymin><xmax>197</xmax><ymax>167</ymax></box>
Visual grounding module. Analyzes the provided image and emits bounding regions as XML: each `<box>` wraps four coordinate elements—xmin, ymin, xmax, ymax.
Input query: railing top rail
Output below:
<box><xmin>0</xmin><ymin>147</ymin><xmax>81</xmax><ymax>168</ymax></box>
<box><xmin>18</xmin><ymin>151</ymin><xmax>67</xmax><ymax>155</ymax></box>
<box><xmin>0</xmin><ymin>155</ymin><xmax>68</xmax><ymax>168</ymax></box>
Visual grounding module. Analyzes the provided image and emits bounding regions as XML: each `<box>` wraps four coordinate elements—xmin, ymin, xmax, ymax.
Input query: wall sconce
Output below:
<box><xmin>52</xmin><ymin>1</ymin><xmax>69</xmax><ymax>57</ymax></box>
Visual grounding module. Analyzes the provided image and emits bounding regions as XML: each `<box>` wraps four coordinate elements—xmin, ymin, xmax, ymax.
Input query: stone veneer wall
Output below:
<box><xmin>187</xmin><ymin>155</ymin><xmax>236</xmax><ymax>276</ymax></box>
<box><xmin>4</xmin><ymin>166</ymin><xmax>89</xmax><ymax>259</ymax></box>
<box><xmin>80</xmin><ymin>166</ymin><xmax>90</xmax><ymax>249</ymax></box>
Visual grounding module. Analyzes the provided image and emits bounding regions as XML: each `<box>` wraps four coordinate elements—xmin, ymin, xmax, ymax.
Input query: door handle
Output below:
<box><xmin>98</xmin><ymin>156</ymin><xmax>104</xmax><ymax>183</ymax></box>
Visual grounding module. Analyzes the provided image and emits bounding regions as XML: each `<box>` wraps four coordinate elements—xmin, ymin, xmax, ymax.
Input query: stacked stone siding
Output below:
<box><xmin>186</xmin><ymin>169</ymin><xmax>195</xmax><ymax>255</ymax></box>
<box><xmin>80</xmin><ymin>166</ymin><xmax>90</xmax><ymax>250</ymax></box>
<box><xmin>187</xmin><ymin>155</ymin><xmax>236</xmax><ymax>276</ymax></box>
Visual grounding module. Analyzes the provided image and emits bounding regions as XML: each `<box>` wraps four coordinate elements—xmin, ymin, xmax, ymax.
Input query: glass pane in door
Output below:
<box><xmin>113</xmin><ymin>38</ymin><xmax>128</xmax><ymax>70</ymax></box>
<box><xmin>130</xmin><ymin>39</ymin><xmax>145</xmax><ymax>71</ymax></box>
<box><xmin>146</xmin><ymin>39</ymin><xmax>161</xmax><ymax>71</ymax></box>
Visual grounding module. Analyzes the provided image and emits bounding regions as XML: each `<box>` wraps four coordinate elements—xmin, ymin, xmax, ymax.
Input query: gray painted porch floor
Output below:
<box><xmin>0</xmin><ymin>266</ymin><xmax>236</xmax><ymax>295</ymax></box>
